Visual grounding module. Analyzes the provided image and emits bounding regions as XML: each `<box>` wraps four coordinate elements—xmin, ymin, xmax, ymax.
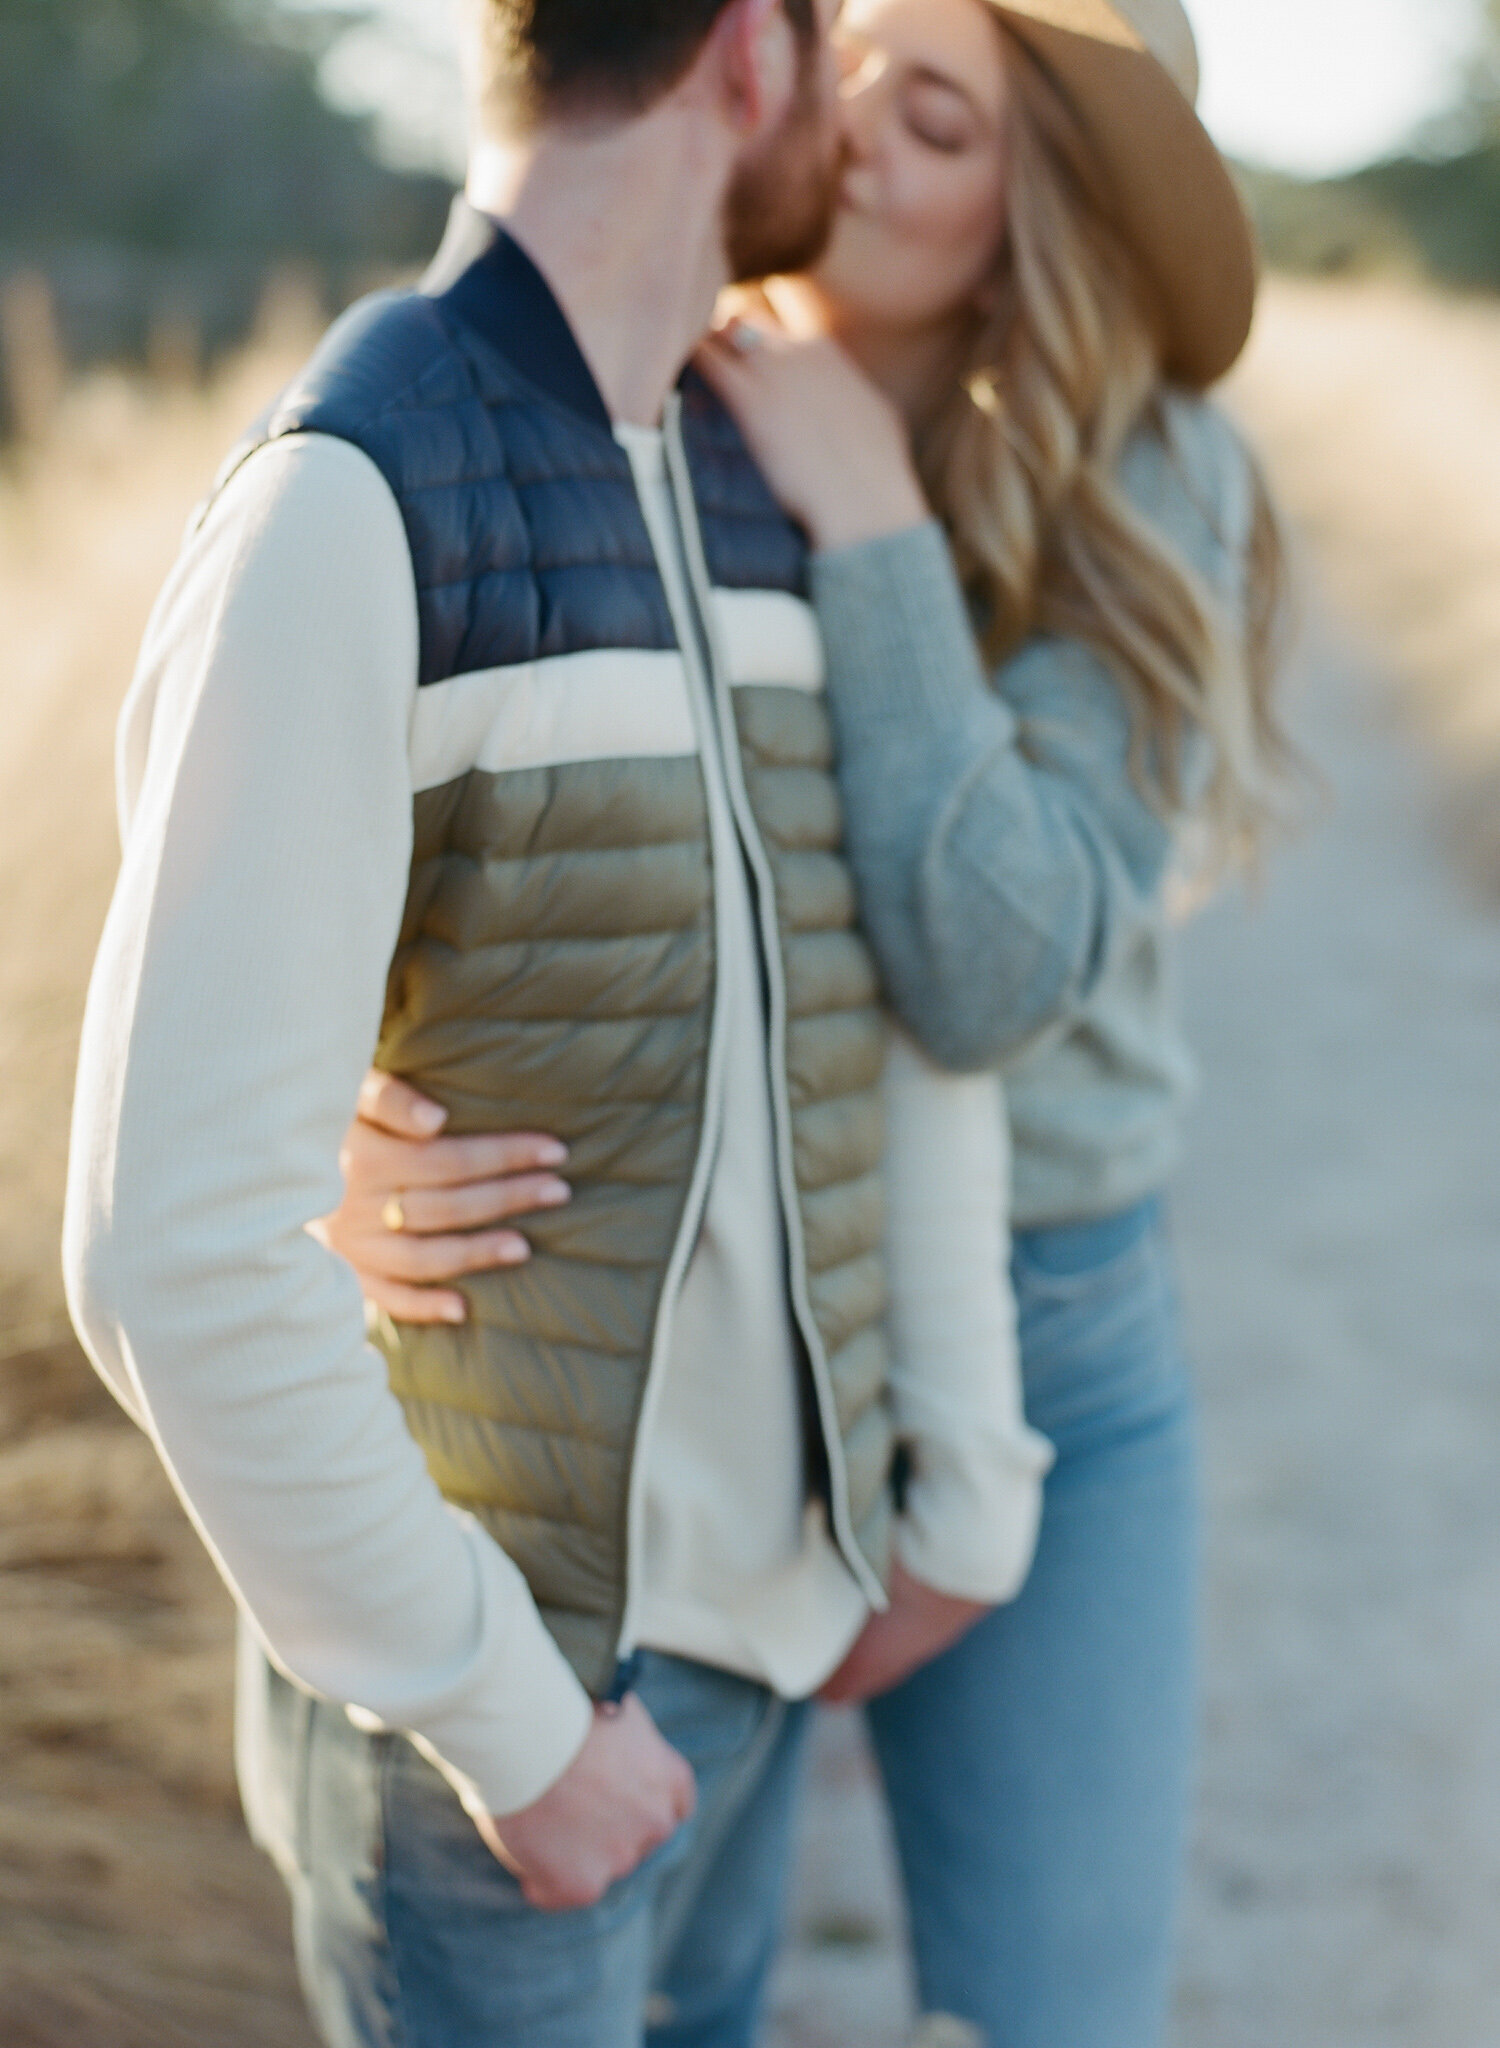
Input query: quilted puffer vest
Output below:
<box><xmin>231</xmin><ymin>212</ymin><xmax>894</xmax><ymax>1694</ymax></box>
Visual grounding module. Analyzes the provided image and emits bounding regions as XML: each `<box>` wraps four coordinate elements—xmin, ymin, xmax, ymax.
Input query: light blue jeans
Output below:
<box><xmin>867</xmin><ymin>1195</ymin><xmax>1198</xmax><ymax>2048</ymax></box>
<box><xmin>239</xmin><ymin>1646</ymin><xmax>811</xmax><ymax>2048</ymax></box>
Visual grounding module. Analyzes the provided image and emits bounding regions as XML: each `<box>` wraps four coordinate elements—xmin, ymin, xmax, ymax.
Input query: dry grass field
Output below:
<box><xmin>0</xmin><ymin>323</ymin><xmax>323</xmax><ymax>2046</ymax></box>
<box><xmin>0</xmin><ymin>273</ymin><xmax>1494</xmax><ymax>2042</ymax></box>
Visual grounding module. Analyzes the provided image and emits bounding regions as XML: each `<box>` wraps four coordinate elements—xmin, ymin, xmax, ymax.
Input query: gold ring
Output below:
<box><xmin>382</xmin><ymin>1195</ymin><xmax>407</xmax><ymax>1234</ymax></box>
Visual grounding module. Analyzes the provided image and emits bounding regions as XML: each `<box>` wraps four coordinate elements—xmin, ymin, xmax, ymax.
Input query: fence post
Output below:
<box><xmin>0</xmin><ymin>271</ymin><xmax>66</xmax><ymax>444</ymax></box>
<box><xmin>148</xmin><ymin>301</ymin><xmax>203</xmax><ymax>389</ymax></box>
<box><xmin>251</xmin><ymin>261</ymin><xmax>327</xmax><ymax>358</ymax></box>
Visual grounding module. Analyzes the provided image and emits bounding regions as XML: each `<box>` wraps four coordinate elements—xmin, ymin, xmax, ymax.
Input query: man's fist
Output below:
<box><xmin>477</xmin><ymin>1693</ymin><xmax>697</xmax><ymax>1912</ymax></box>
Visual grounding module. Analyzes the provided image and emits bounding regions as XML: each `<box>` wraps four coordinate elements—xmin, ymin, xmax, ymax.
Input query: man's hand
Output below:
<box><xmin>819</xmin><ymin>1560</ymin><xmax>991</xmax><ymax>1706</ymax></box>
<box><xmin>476</xmin><ymin>1693</ymin><xmax>697</xmax><ymax>1912</ymax></box>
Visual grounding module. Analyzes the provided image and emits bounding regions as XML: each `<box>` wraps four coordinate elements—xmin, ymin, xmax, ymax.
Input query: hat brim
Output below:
<box><xmin>991</xmin><ymin>5</ymin><xmax>1258</xmax><ymax>386</ymax></box>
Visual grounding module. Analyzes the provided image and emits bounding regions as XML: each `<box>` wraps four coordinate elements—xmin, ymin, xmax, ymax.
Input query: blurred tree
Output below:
<box><xmin>0</xmin><ymin>0</ymin><xmax>452</xmax><ymax>260</ymax></box>
<box><xmin>1247</xmin><ymin>0</ymin><xmax>1500</xmax><ymax>292</ymax></box>
<box><xmin>1455</xmin><ymin>0</ymin><xmax>1500</xmax><ymax>141</ymax></box>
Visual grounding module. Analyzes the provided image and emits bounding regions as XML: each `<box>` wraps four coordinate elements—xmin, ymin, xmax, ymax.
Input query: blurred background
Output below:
<box><xmin>5</xmin><ymin>3</ymin><xmax>1500</xmax><ymax>2043</ymax></box>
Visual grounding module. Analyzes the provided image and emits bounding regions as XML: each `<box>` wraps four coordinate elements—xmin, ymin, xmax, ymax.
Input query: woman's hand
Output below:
<box><xmin>695</xmin><ymin>291</ymin><xmax>930</xmax><ymax>553</ymax></box>
<box><xmin>309</xmin><ymin>1070</ymin><xmax>572</xmax><ymax>1326</ymax></box>
<box><xmin>818</xmin><ymin>1560</ymin><xmax>989</xmax><ymax>1705</ymax></box>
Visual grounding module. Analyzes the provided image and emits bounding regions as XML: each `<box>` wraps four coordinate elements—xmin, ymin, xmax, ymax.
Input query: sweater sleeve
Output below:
<box><xmin>880</xmin><ymin>1032</ymin><xmax>1053</xmax><ymax>1603</ymax></box>
<box><xmin>63</xmin><ymin>432</ymin><xmax>593</xmax><ymax>1822</ymax></box>
<box><xmin>810</xmin><ymin>518</ymin><xmax>1177</xmax><ymax>1073</ymax></box>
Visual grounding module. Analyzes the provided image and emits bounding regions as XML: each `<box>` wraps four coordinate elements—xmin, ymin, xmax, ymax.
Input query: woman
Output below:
<box><xmin>326</xmin><ymin>0</ymin><xmax>1292</xmax><ymax>2040</ymax></box>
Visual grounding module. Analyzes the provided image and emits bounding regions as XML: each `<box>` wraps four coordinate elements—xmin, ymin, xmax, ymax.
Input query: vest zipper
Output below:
<box><xmin>612</xmin><ymin>419</ymin><xmax>737</xmax><ymax>1660</ymax></box>
<box><xmin>662</xmin><ymin>405</ymin><xmax>886</xmax><ymax>1612</ymax></box>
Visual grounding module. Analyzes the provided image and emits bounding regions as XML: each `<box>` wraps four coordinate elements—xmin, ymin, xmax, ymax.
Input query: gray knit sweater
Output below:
<box><xmin>809</xmin><ymin>392</ymin><xmax>1256</xmax><ymax>1228</ymax></box>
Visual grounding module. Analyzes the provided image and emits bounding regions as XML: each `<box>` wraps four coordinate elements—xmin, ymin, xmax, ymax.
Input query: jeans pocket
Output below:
<box><xmin>1011</xmin><ymin>1201</ymin><xmax>1164</xmax><ymax>1308</ymax></box>
<box><xmin>1010</xmin><ymin>1206</ymin><xmax>1189</xmax><ymax>1446</ymax></box>
<box><xmin>380</xmin><ymin>1734</ymin><xmax>532</xmax><ymax>1917</ymax></box>
<box><xmin>635</xmin><ymin>1654</ymin><xmax>771</xmax><ymax>1780</ymax></box>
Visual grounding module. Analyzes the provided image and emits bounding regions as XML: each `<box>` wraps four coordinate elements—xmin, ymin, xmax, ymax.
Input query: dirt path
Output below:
<box><xmin>769</xmin><ymin>617</ymin><xmax>1500</xmax><ymax>2046</ymax></box>
<box><xmin>1170</xmin><ymin>618</ymin><xmax>1500</xmax><ymax>2047</ymax></box>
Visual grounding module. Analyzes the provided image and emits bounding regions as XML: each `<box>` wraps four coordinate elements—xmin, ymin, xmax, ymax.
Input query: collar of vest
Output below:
<box><xmin>422</xmin><ymin>197</ymin><xmax>616</xmax><ymax>435</ymax></box>
<box><xmin>422</xmin><ymin>197</ymin><xmax>732</xmax><ymax>449</ymax></box>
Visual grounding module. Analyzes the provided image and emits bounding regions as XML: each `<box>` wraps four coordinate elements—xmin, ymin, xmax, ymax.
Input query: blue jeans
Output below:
<box><xmin>239</xmin><ymin>1646</ymin><xmax>811</xmax><ymax>2048</ymax></box>
<box><xmin>867</xmin><ymin>1195</ymin><xmax>1198</xmax><ymax>2048</ymax></box>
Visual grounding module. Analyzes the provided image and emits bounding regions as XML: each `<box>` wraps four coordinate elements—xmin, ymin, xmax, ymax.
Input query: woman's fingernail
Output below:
<box><xmin>497</xmin><ymin>1235</ymin><xmax>532</xmax><ymax>1264</ymax></box>
<box><xmin>441</xmin><ymin>1299</ymin><xmax>467</xmax><ymax>1324</ymax></box>
<box><xmin>538</xmin><ymin>1179</ymin><xmax>571</xmax><ymax>1205</ymax></box>
<box><xmin>414</xmin><ymin>1100</ymin><xmax>447</xmax><ymax>1134</ymax></box>
<box><xmin>538</xmin><ymin>1139</ymin><xmax>569</xmax><ymax>1166</ymax></box>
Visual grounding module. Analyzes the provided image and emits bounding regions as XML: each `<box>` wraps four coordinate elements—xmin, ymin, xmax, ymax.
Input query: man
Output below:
<box><xmin>64</xmin><ymin>1</ymin><xmax>1050</xmax><ymax>2040</ymax></box>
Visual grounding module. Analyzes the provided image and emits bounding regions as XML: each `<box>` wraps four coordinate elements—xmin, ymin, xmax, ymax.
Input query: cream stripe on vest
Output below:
<box><xmin>407</xmin><ymin>594</ymin><xmax>825</xmax><ymax>801</ymax></box>
<box><xmin>409</xmin><ymin>648</ymin><xmax>697</xmax><ymax>794</ymax></box>
<box><xmin>711</xmin><ymin>589</ymin><xmax>825</xmax><ymax>694</ymax></box>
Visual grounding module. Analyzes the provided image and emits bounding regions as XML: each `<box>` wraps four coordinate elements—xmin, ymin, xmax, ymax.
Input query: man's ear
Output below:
<box><xmin>710</xmin><ymin>0</ymin><xmax>799</xmax><ymax>138</ymax></box>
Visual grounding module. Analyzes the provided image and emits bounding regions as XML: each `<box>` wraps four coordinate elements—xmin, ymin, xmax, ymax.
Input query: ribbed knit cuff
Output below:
<box><xmin>893</xmin><ymin>1418</ymin><xmax>1053</xmax><ymax>1606</ymax></box>
<box><xmin>396</xmin><ymin>1572</ymin><xmax>596</xmax><ymax>1822</ymax></box>
<box><xmin>810</xmin><ymin>520</ymin><xmax>1014</xmax><ymax>743</ymax></box>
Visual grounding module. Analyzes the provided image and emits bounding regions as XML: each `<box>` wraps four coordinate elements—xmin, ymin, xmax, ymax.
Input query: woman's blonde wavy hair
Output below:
<box><xmin>913</xmin><ymin>23</ymin><xmax>1294</xmax><ymax>871</ymax></box>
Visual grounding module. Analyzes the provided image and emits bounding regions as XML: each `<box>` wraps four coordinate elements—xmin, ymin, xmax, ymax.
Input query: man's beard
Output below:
<box><xmin>723</xmin><ymin>66</ymin><xmax>843</xmax><ymax>283</ymax></box>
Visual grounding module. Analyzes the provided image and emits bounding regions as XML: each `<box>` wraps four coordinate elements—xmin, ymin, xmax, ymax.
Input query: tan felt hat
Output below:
<box><xmin>984</xmin><ymin>0</ymin><xmax>1257</xmax><ymax>385</ymax></box>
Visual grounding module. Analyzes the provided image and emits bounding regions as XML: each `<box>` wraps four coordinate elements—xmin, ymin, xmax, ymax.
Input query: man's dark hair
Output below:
<box><xmin>473</xmin><ymin>0</ymin><xmax>816</xmax><ymax>127</ymax></box>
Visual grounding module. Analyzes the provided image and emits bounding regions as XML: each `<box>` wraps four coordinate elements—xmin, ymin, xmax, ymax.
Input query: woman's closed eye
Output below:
<box><xmin>903</xmin><ymin>74</ymin><xmax>984</xmax><ymax>153</ymax></box>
